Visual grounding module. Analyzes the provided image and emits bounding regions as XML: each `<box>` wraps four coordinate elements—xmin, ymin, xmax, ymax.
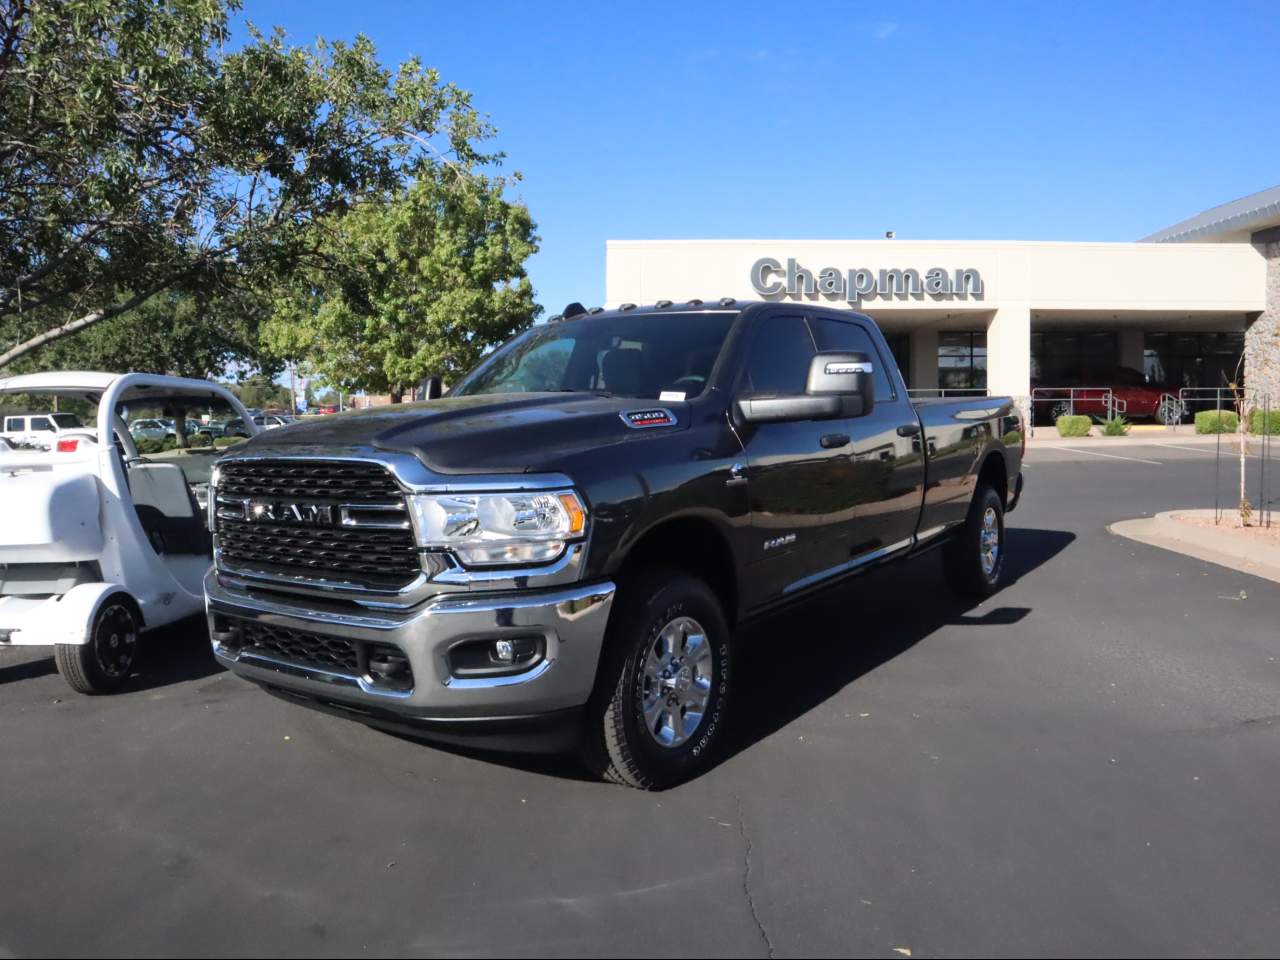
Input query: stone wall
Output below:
<box><xmin>1245</xmin><ymin>232</ymin><xmax>1280</xmax><ymax>406</ymax></box>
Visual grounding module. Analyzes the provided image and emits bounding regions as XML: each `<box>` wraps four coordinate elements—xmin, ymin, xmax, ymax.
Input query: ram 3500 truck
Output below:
<box><xmin>205</xmin><ymin>301</ymin><xmax>1024</xmax><ymax>788</ymax></box>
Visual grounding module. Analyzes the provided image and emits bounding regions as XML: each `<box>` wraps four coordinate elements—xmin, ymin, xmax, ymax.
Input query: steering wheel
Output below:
<box><xmin>665</xmin><ymin>375</ymin><xmax>706</xmax><ymax>396</ymax></box>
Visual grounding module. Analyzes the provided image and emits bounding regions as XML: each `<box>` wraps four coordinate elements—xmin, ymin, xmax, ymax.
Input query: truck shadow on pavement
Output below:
<box><xmin>719</xmin><ymin>526</ymin><xmax>1074</xmax><ymax>768</ymax></box>
<box><xmin>436</xmin><ymin>525</ymin><xmax>1074</xmax><ymax>784</ymax></box>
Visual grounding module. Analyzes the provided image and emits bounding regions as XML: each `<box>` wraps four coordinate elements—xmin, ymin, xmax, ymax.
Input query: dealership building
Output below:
<box><xmin>605</xmin><ymin>184</ymin><xmax>1280</xmax><ymax>418</ymax></box>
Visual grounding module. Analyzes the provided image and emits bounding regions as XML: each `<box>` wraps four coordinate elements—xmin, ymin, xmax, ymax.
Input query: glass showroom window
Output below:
<box><xmin>938</xmin><ymin>332</ymin><xmax>987</xmax><ymax>391</ymax></box>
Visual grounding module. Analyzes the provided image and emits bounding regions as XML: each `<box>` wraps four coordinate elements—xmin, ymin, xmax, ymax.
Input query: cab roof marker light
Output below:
<box><xmin>719</xmin><ymin>297</ymin><xmax>736</xmax><ymax>306</ymax></box>
<box><xmin>619</xmin><ymin>302</ymin><xmax>637</xmax><ymax>311</ymax></box>
<box><xmin>547</xmin><ymin>314</ymin><xmax>564</xmax><ymax>323</ymax></box>
<box><xmin>655</xmin><ymin>299</ymin><xmax>673</xmax><ymax>308</ymax></box>
<box><xmin>686</xmin><ymin>298</ymin><xmax>703</xmax><ymax>306</ymax></box>
<box><xmin>588</xmin><ymin>306</ymin><xmax>604</xmax><ymax>314</ymax></box>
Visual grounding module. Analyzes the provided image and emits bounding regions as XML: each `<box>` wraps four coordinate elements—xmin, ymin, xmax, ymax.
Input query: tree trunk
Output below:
<box><xmin>389</xmin><ymin>386</ymin><xmax>403</xmax><ymax>404</ymax></box>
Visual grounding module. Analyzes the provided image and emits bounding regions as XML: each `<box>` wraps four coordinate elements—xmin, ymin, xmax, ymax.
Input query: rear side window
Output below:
<box><xmin>809</xmin><ymin>316</ymin><xmax>896</xmax><ymax>401</ymax></box>
<box><xmin>29</xmin><ymin>416</ymin><xmax>53</xmax><ymax>431</ymax></box>
<box><xmin>744</xmin><ymin>315</ymin><xmax>815</xmax><ymax>395</ymax></box>
<box><xmin>4</xmin><ymin>417</ymin><xmax>22</xmax><ymax>432</ymax></box>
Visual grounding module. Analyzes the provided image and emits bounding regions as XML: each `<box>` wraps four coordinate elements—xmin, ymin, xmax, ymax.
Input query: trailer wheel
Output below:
<box><xmin>55</xmin><ymin>596</ymin><xmax>141</xmax><ymax>695</ymax></box>
<box><xmin>943</xmin><ymin>484</ymin><xmax>1006</xmax><ymax>598</ymax></box>
<box><xmin>581</xmin><ymin>569</ymin><xmax>732</xmax><ymax>789</ymax></box>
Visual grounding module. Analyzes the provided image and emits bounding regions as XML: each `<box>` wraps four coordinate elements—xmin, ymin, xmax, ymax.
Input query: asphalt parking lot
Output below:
<box><xmin>2</xmin><ymin>443</ymin><xmax>1278</xmax><ymax>958</ymax></box>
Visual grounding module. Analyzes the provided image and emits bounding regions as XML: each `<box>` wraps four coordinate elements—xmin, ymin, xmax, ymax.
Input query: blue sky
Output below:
<box><xmin>239</xmin><ymin>0</ymin><xmax>1280</xmax><ymax>319</ymax></box>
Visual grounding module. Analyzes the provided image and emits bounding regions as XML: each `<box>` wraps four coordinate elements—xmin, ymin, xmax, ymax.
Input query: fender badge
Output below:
<box><xmin>621</xmin><ymin>408</ymin><xmax>676</xmax><ymax>429</ymax></box>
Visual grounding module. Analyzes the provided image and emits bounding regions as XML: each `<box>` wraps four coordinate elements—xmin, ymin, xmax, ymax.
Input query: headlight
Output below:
<box><xmin>407</xmin><ymin>490</ymin><xmax>587</xmax><ymax>566</ymax></box>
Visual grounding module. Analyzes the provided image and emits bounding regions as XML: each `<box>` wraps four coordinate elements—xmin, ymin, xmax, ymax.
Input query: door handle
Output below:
<box><xmin>820</xmin><ymin>433</ymin><xmax>850</xmax><ymax>449</ymax></box>
<box><xmin>896</xmin><ymin>423</ymin><xmax>921</xmax><ymax>437</ymax></box>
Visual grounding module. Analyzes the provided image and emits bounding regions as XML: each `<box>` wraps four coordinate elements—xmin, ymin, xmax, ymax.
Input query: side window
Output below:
<box><xmin>4</xmin><ymin>417</ymin><xmax>22</xmax><ymax>432</ymax></box>
<box><xmin>29</xmin><ymin>416</ymin><xmax>53</xmax><ymax>432</ymax></box>
<box><xmin>809</xmin><ymin>316</ymin><xmax>896</xmax><ymax>401</ymax></box>
<box><xmin>744</xmin><ymin>315</ymin><xmax>815</xmax><ymax>395</ymax></box>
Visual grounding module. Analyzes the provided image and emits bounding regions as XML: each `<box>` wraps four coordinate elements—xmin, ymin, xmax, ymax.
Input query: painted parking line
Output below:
<box><xmin>1054</xmin><ymin>446</ymin><xmax>1163</xmax><ymax>465</ymax></box>
<box><xmin>1150</xmin><ymin>442</ymin><xmax>1259</xmax><ymax>458</ymax></box>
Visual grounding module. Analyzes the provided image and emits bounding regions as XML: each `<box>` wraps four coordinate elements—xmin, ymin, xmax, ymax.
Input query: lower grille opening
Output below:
<box><xmin>227</xmin><ymin>619</ymin><xmax>414</xmax><ymax>693</ymax></box>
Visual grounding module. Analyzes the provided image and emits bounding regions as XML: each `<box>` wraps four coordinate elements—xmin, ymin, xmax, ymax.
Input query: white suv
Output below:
<box><xmin>0</xmin><ymin>413</ymin><xmax>94</xmax><ymax>450</ymax></box>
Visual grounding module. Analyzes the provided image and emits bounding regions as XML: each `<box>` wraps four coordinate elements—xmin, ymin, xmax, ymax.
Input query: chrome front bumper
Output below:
<box><xmin>204</xmin><ymin>568</ymin><xmax>615</xmax><ymax>722</ymax></box>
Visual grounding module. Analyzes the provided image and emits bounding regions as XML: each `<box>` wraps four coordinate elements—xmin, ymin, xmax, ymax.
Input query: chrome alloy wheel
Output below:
<box><xmin>641</xmin><ymin>616</ymin><xmax>713</xmax><ymax>749</ymax></box>
<box><xmin>94</xmin><ymin>603</ymin><xmax>138</xmax><ymax>679</ymax></box>
<box><xmin>980</xmin><ymin>506</ymin><xmax>1000</xmax><ymax>577</ymax></box>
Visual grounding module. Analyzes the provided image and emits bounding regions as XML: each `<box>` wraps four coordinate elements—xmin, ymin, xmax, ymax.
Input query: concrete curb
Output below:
<box><xmin>1109</xmin><ymin>510</ymin><xmax>1280</xmax><ymax>585</ymax></box>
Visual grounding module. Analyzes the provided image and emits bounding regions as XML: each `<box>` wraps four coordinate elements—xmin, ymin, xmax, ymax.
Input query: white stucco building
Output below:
<box><xmin>604</xmin><ymin>185</ymin><xmax>1280</xmax><ymax>416</ymax></box>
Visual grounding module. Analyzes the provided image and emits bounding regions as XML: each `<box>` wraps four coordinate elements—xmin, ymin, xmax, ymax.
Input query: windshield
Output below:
<box><xmin>451</xmin><ymin>310</ymin><xmax>738</xmax><ymax>400</ymax></box>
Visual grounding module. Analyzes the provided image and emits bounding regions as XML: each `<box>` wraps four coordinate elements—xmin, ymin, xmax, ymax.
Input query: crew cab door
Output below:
<box><xmin>806</xmin><ymin>313</ymin><xmax>925</xmax><ymax>560</ymax></box>
<box><xmin>733</xmin><ymin>312</ymin><xmax>861</xmax><ymax>600</ymax></box>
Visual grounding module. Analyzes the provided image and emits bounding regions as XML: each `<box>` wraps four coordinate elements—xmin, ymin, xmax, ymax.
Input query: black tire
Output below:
<box><xmin>943</xmin><ymin>484</ymin><xmax>1006</xmax><ymax>598</ymax></box>
<box><xmin>581</xmin><ymin>569</ymin><xmax>732</xmax><ymax>789</ymax></box>
<box><xmin>54</xmin><ymin>596</ymin><xmax>141</xmax><ymax>694</ymax></box>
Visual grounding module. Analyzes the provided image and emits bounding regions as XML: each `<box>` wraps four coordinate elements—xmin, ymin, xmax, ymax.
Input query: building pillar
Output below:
<box><xmin>987</xmin><ymin>303</ymin><xmax>1032</xmax><ymax>423</ymax></box>
<box><xmin>1118</xmin><ymin>328</ymin><xmax>1145</xmax><ymax>374</ymax></box>
<box><xmin>908</xmin><ymin>328</ymin><xmax>939</xmax><ymax>392</ymax></box>
<box><xmin>1246</xmin><ymin>230</ymin><xmax>1280</xmax><ymax>407</ymax></box>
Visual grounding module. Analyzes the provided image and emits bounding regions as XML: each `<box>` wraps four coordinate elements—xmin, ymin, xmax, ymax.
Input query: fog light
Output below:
<box><xmin>494</xmin><ymin>639</ymin><xmax>515</xmax><ymax>662</ymax></box>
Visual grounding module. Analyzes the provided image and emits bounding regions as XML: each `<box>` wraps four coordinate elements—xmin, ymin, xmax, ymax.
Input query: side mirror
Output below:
<box><xmin>806</xmin><ymin>351</ymin><xmax>875</xmax><ymax>418</ymax></box>
<box><xmin>734</xmin><ymin>352</ymin><xmax>876</xmax><ymax>424</ymax></box>
<box><xmin>416</xmin><ymin>376</ymin><xmax>442</xmax><ymax>401</ymax></box>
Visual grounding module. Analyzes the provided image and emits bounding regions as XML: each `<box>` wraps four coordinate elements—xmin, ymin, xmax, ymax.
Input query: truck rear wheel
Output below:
<box><xmin>582</xmin><ymin>569</ymin><xmax>732</xmax><ymax>789</ymax></box>
<box><xmin>943</xmin><ymin>484</ymin><xmax>1006</xmax><ymax>598</ymax></box>
<box><xmin>54</xmin><ymin>596</ymin><xmax>141</xmax><ymax>695</ymax></box>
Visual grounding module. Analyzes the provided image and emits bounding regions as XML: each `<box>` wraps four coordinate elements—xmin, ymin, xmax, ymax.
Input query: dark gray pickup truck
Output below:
<box><xmin>204</xmin><ymin>301</ymin><xmax>1024</xmax><ymax>788</ymax></box>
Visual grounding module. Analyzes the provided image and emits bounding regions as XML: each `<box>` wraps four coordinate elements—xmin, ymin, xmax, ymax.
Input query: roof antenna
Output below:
<box><xmin>562</xmin><ymin>302</ymin><xmax>588</xmax><ymax>319</ymax></box>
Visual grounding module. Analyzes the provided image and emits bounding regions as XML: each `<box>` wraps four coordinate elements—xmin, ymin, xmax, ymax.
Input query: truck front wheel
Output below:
<box><xmin>54</xmin><ymin>596</ymin><xmax>141</xmax><ymax>694</ymax></box>
<box><xmin>943</xmin><ymin>484</ymin><xmax>1006</xmax><ymax>598</ymax></box>
<box><xmin>582</xmin><ymin>570</ymin><xmax>732</xmax><ymax>789</ymax></box>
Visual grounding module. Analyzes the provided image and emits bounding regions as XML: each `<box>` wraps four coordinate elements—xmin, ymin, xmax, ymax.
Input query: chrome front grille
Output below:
<box><xmin>214</xmin><ymin>459</ymin><xmax>421</xmax><ymax>590</ymax></box>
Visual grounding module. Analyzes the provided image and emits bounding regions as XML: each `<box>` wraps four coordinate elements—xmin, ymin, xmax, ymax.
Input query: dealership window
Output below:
<box><xmin>1143</xmin><ymin>332</ymin><xmax>1245</xmax><ymax>389</ymax></box>
<box><xmin>1030</xmin><ymin>331</ymin><xmax>1118</xmax><ymax>385</ymax></box>
<box><xmin>937</xmin><ymin>332</ymin><xmax>986</xmax><ymax>390</ymax></box>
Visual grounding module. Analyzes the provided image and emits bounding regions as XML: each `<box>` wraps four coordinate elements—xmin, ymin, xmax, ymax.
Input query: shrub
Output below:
<box><xmin>1001</xmin><ymin>429</ymin><xmax>1024</xmax><ymax>447</ymax></box>
<box><xmin>1194</xmin><ymin>410</ymin><xmax>1238</xmax><ymax>434</ymax></box>
<box><xmin>1098</xmin><ymin>414</ymin><xmax>1130</xmax><ymax>436</ymax></box>
<box><xmin>1055</xmin><ymin>415</ymin><xmax>1091</xmax><ymax>437</ymax></box>
<box><xmin>133</xmin><ymin>436</ymin><xmax>178</xmax><ymax>454</ymax></box>
<box><xmin>214</xmin><ymin>435</ymin><xmax>245</xmax><ymax>448</ymax></box>
<box><xmin>1249</xmin><ymin>408</ymin><xmax>1280</xmax><ymax>435</ymax></box>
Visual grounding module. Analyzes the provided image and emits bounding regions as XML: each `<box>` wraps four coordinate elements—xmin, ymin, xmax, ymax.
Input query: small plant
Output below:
<box><xmin>214</xmin><ymin>435</ymin><xmax>245</xmax><ymax>448</ymax></box>
<box><xmin>1194</xmin><ymin>409</ymin><xmax>1238</xmax><ymax>434</ymax></box>
<box><xmin>1055</xmin><ymin>414</ymin><xmax>1091</xmax><ymax>438</ymax></box>
<box><xmin>1249</xmin><ymin>408</ymin><xmax>1280</xmax><ymax>435</ymax></box>
<box><xmin>1097</xmin><ymin>414</ymin><xmax>1130</xmax><ymax>437</ymax></box>
<box><xmin>1001</xmin><ymin>429</ymin><xmax>1024</xmax><ymax>447</ymax></box>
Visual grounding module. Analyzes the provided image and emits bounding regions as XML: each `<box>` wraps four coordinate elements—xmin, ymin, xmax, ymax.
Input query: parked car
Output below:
<box><xmin>1034</xmin><ymin>367</ymin><xmax>1185</xmax><ymax>425</ymax></box>
<box><xmin>0</xmin><ymin>412</ymin><xmax>95</xmax><ymax>450</ymax></box>
<box><xmin>205</xmin><ymin>300</ymin><xmax>1024</xmax><ymax>788</ymax></box>
<box><xmin>0</xmin><ymin>371</ymin><xmax>259</xmax><ymax>694</ymax></box>
<box><xmin>129</xmin><ymin>418</ymin><xmax>173</xmax><ymax>441</ymax></box>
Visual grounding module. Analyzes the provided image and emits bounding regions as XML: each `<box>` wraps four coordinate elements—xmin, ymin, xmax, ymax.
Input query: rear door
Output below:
<box><xmin>807</xmin><ymin>313</ymin><xmax>925</xmax><ymax>560</ymax></box>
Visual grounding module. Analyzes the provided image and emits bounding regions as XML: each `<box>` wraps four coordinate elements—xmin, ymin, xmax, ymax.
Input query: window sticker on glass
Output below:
<box><xmin>659</xmin><ymin>391</ymin><xmax>686</xmax><ymax>402</ymax></box>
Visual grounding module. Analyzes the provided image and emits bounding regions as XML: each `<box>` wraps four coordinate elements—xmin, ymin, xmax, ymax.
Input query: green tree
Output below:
<box><xmin>264</xmin><ymin>173</ymin><xmax>539</xmax><ymax>399</ymax></box>
<box><xmin>0</xmin><ymin>0</ymin><xmax>495</xmax><ymax>370</ymax></box>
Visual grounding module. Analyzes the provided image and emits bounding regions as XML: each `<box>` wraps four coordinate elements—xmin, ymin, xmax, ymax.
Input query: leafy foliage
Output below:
<box><xmin>263</xmin><ymin>173</ymin><xmax>539</xmax><ymax>397</ymax></box>
<box><xmin>1194</xmin><ymin>410</ymin><xmax>1238</xmax><ymax>434</ymax></box>
<box><xmin>1248</xmin><ymin>407</ymin><xmax>1280</xmax><ymax>435</ymax></box>
<box><xmin>1055</xmin><ymin>414</ymin><xmax>1091</xmax><ymax>437</ymax></box>
<box><xmin>1096</xmin><ymin>414</ymin><xmax>1130</xmax><ymax>436</ymax></box>
<box><xmin>0</xmin><ymin>0</ymin><xmax>500</xmax><ymax>370</ymax></box>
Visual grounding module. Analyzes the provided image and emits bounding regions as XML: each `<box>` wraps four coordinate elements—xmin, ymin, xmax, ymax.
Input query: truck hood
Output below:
<box><xmin>240</xmin><ymin>392</ymin><xmax>690</xmax><ymax>474</ymax></box>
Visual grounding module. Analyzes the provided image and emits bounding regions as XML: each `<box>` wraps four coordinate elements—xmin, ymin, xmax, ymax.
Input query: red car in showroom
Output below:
<box><xmin>1034</xmin><ymin>367</ymin><xmax>1185</xmax><ymax>425</ymax></box>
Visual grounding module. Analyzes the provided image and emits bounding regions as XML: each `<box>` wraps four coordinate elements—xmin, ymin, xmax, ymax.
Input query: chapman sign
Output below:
<box><xmin>750</xmin><ymin>257</ymin><xmax>984</xmax><ymax>305</ymax></box>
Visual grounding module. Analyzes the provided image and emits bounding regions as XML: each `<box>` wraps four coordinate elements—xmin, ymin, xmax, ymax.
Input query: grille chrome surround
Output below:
<box><xmin>214</xmin><ymin>459</ymin><xmax>420</xmax><ymax>591</ymax></box>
